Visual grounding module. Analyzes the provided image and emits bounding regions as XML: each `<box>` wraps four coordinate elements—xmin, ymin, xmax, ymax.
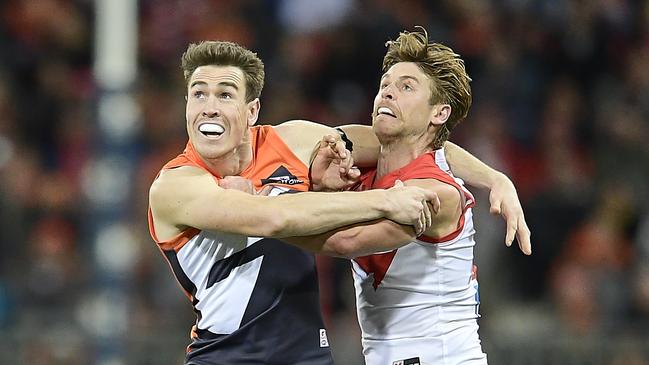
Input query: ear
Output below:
<box><xmin>247</xmin><ymin>98</ymin><xmax>261</xmax><ymax>126</ymax></box>
<box><xmin>430</xmin><ymin>104</ymin><xmax>451</xmax><ymax>126</ymax></box>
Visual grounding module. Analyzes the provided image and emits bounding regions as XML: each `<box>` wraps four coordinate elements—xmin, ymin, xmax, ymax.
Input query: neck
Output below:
<box><xmin>198</xmin><ymin>132</ymin><xmax>254</xmax><ymax>177</ymax></box>
<box><xmin>204</xmin><ymin>147</ymin><xmax>253</xmax><ymax>177</ymax></box>
<box><xmin>376</xmin><ymin>134</ymin><xmax>433</xmax><ymax>180</ymax></box>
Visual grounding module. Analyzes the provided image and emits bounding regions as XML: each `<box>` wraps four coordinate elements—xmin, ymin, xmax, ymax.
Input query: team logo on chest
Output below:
<box><xmin>261</xmin><ymin>166</ymin><xmax>304</xmax><ymax>186</ymax></box>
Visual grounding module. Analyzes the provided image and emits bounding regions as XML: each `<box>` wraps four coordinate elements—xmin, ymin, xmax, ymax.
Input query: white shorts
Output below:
<box><xmin>362</xmin><ymin>320</ymin><xmax>487</xmax><ymax>365</ymax></box>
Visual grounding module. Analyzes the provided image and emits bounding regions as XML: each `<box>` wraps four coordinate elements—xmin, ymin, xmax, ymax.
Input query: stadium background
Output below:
<box><xmin>0</xmin><ymin>0</ymin><xmax>648</xmax><ymax>364</ymax></box>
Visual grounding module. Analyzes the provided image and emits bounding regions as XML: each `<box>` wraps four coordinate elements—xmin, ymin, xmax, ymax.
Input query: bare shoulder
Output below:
<box><xmin>273</xmin><ymin>120</ymin><xmax>336</xmax><ymax>164</ymax></box>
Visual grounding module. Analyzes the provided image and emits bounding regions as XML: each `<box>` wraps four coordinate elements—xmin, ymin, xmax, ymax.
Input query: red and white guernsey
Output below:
<box><xmin>352</xmin><ymin>149</ymin><xmax>488</xmax><ymax>365</ymax></box>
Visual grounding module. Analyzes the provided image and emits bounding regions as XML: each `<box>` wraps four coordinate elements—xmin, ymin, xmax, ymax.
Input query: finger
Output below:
<box><xmin>517</xmin><ymin>221</ymin><xmax>532</xmax><ymax>255</ymax></box>
<box><xmin>490</xmin><ymin>200</ymin><xmax>502</xmax><ymax>215</ymax></box>
<box><xmin>339</xmin><ymin>161</ymin><xmax>353</xmax><ymax>175</ymax></box>
<box><xmin>422</xmin><ymin>201</ymin><xmax>433</xmax><ymax>232</ymax></box>
<box><xmin>414</xmin><ymin>215</ymin><xmax>424</xmax><ymax>236</ymax></box>
<box><xmin>319</xmin><ymin>136</ymin><xmax>332</xmax><ymax>149</ymax></box>
<box><xmin>321</xmin><ymin>135</ymin><xmax>338</xmax><ymax>155</ymax></box>
<box><xmin>420</xmin><ymin>211</ymin><xmax>427</xmax><ymax>235</ymax></box>
<box><xmin>323</xmin><ymin>134</ymin><xmax>336</xmax><ymax>144</ymax></box>
<box><xmin>333</xmin><ymin>140</ymin><xmax>347</xmax><ymax>159</ymax></box>
<box><xmin>505</xmin><ymin>218</ymin><xmax>516</xmax><ymax>247</ymax></box>
<box><xmin>339</xmin><ymin>151</ymin><xmax>353</xmax><ymax>175</ymax></box>
<box><xmin>342</xmin><ymin>148</ymin><xmax>354</xmax><ymax>170</ymax></box>
<box><xmin>425</xmin><ymin>191</ymin><xmax>441</xmax><ymax>214</ymax></box>
<box><xmin>347</xmin><ymin>167</ymin><xmax>361</xmax><ymax>180</ymax></box>
<box><xmin>432</xmin><ymin>194</ymin><xmax>441</xmax><ymax>214</ymax></box>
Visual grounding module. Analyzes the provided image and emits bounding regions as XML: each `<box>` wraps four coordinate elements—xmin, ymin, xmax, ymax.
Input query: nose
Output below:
<box><xmin>202</xmin><ymin>97</ymin><xmax>220</xmax><ymax>118</ymax></box>
<box><xmin>380</xmin><ymin>84</ymin><xmax>395</xmax><ymax>100</ymax></box>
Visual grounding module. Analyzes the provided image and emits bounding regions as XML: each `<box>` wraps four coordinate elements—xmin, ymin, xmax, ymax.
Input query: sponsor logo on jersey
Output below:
<box><xmin>261</xmin><ymin>166</ymin><xmax>304</xmax><ymax>186</ymax></box>
<box><xmin>392</xmin><ymin>357</ymin><xmax>421</xmax><ymax>365</ymax></box>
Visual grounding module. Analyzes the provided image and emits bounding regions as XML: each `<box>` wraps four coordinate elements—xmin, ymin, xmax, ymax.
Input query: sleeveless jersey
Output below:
<box><xmin>351</xmin><ymin>149</ymin><xmax>487</xmax><ymax>365</ymax></box>
<box><xmin>148</xmin><ymin>125</ymin><xmax>333</xmax><ymax>365</ymax></box>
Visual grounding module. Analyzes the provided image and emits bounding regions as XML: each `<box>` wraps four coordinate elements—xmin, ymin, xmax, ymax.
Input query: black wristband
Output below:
<box><xmin>335</xmin><ymin>127</ymin><xmax>354</xmax><ymax>152</ymax></box>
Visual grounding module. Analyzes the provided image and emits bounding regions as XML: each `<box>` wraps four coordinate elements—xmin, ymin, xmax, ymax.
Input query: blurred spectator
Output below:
<box><xmin>551</xmin><ymin>183</ymin><xmax>635</xmax><ymax>335</ymax></box>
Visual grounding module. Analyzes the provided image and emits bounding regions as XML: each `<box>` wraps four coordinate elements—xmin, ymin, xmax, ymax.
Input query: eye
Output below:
<box><xmin>402</xmin><ymin>84</ymin><xmax>413</xmax><ymax>91</ymax></box>
<box><xmin>380</xmin><ymin>83</ymin><xmax>388</xmax><ymax>89</ymax></box>
<box><xmin>220</xmin><ymin>92</ymin><xmax>233</xmax><ymax>99</ymax></box>
<box><xmin>192</xmin><ymin>90</ymin><xmax>205</xmax><ymax>99</ymax></box>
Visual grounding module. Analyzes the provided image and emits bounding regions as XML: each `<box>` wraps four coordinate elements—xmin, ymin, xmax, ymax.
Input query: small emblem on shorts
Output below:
<box><xmin>319</xmin><ymin>328</ymin><xmax>329</xmax><ymax>347</ymax></box>
<box><xmin>392</xmin><ymin>357</ymin><xmax>421</xmax><ymax>365</ymax></box>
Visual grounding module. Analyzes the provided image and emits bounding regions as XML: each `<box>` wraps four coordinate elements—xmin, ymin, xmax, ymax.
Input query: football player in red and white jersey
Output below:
<box><xmin>303</xmin><ymin>27</ymin><xmax>514</xmax><ymax>364</ymax></box>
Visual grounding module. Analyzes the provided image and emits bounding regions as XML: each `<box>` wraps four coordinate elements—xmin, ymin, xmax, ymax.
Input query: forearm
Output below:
<box><xmin>161</xmin><ymin>169</ymin><xmax>395</xmax><ymax>239</ymax></box>
<box><xmin>441</xmin><ymin>143</ymin><xmax>532</xmax><ymax>254</ymax></box>
<box><xmin>270</xmin><ymin>190</ymin><xmax>393</xmax><ymax>237</ymax></box>
<box><xmin>283</xmin><ymin>219</ymin><xmax>415</xmax><ymax>258</ymax></box>
<box><xmin>443</xmin><ymin>141</ymin><xmax>507</xmax><ymax>189</ymax></box>
<box><xmin>339</xmin><ymin>124</ymin><xmax>380</xmax><ymax>167</ymax></box>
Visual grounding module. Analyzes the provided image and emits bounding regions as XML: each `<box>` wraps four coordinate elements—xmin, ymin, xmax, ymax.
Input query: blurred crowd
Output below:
<box><xmin>0</xmin><ymin>0</ymin><xmax>648</xmax><ymax>364</ymax></box>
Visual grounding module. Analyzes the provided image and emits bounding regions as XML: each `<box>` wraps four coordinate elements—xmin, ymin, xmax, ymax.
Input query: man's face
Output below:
<box><xmin>371</xmin><ymin>62</ymin><xmax>436</xmax><ymax>140</ymax></box>
<box><xmin>185</xmin><ymin>65</ymin><xmax>258</xmax><ymax>161</ymax></box>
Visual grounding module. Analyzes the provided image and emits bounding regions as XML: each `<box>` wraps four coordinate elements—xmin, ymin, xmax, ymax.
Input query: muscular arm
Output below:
<box><xmin>275</xmin><ymin>121</ymin><xmax>381</xmax><ymax>168</ymax></box>
<box><xmin>286</xmin><ymin>220</ymin><xmax>413</xmax><ymax>258</ymax></box>
<box><xmin>443</xmin><ymin>142</ymin><xmax>532</xmax><ymax>254</ymax></box>
<box><xmin>337</xmin><ymin>124</ymin><xmax>380</xmax><ymax>167</ymax></box>
<box><xmin>149</xmin><ymin>166</ymin><xmax>435</xmax><ymax>241</ymax></box>
<box><xmin>443</xmin><ymin>141</ymin><xmax>506</xmax><ymax>189</ymax></box>
<box><xmin>284</xmin><ymin>179</ymin><xmax>459</xmax><ymax>258</ymax></box>
<box><xmin>273</xmin><ymin>120</ymin><xmax>342</xmax><ymax>165</ymax></box>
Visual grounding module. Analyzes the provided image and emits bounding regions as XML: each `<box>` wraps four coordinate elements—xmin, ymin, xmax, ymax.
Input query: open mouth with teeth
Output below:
<box><xmin>377</xmin><ymin>107</ymin><xmax>396</xmax><ymax>118</ymax></box>
<box><xmin>199</xmin><ymin>123</ymin><xmax>225</xmax><ymax>137</ymax></box>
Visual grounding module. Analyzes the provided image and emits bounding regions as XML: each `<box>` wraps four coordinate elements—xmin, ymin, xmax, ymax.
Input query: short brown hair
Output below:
<box><xmin>382</xmin><ymin>27</ymin><xmax>472</xmax><ymax>149</ymax></box>
<box><xmin>181</xmin><ymin>41</ymin><xmax>265</xmax><ymax>102</ymax></box>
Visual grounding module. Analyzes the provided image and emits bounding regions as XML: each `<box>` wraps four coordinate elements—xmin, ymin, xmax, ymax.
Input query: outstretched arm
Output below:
<box><xmin>149</xmin><ymin>166</ymin><xmax>437</xmax><ymax>241</ymax></box>
<box><xmin>215</xmin><ymin>176</ymin><xmax>443</xmax><ymax>258</ymax></box>
<box><xmin>444</xmin><ymin>141</ymin><xmax>532</xmax><ymax>255</ymax></box>
<box><xmin>285</xmin><ymin>219</ymin><xmax>412</xmax><ymax>258</ymax></box>
<box><xmin>287</xmin><ymin>178</ymin><xmax>456</xmax><ymax>258</ymax></box>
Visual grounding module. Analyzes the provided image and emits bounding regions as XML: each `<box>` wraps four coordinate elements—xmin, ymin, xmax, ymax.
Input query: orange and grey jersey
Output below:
<box><xmin>148</xmin><ymin>125</ymin><xmax>333</xmax><ymax>364</ymax></box>
<box><xmin>352</xmin><ymin>149</ymin><xmax>487</xmax><ymax>365</ymax></box>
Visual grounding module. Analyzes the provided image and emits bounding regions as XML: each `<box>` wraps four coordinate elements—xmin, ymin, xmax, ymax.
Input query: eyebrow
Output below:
<box><xmin>189</xmin><ymin>80</ymin><xmax>240</xmax><ymax>89</ymax></box>
<box><xmin>381</xmin><ymin>73</ymin><xmax>421</xmax><ymax>83</ymax></box>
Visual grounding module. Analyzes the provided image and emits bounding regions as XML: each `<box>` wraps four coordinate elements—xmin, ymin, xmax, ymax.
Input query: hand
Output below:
<box><xmin>310</xmin><ymin>135</ymin><xmax>360</xmax><ymax>191</ymax></box>
<box><xmin>385</xmin><ymin>180</ymin><xmax>441</xmax><ymax>235</ymax></box>
<box><xmin>489</xmin><ymin>175</ymin><xmax>532</xmax><ymax>255</ymax></box>
<box><xmin>218</xmin><ymin>176</ymin><xmax>256</xmax><ymax>195</ymax></box>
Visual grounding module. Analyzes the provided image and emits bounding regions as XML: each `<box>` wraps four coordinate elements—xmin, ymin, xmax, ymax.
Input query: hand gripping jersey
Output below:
<box><xmin>148</xmin><ymin>126</ymin><xmax>333</xmax><ymax>365</ymax></box>
<box><xmin>352</xmin><ymin>149</ymin><xmax>487</xmax><ymax>365</ymax></box>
